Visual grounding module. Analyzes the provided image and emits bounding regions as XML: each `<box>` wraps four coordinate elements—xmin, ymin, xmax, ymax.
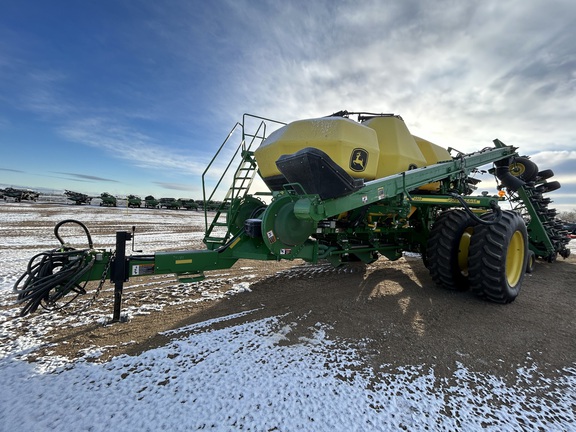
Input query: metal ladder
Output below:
<box><xmin>202</xmin><ymin>114</ymin><xmax>286</xmax><ymax>250</ymax></box>
<box><xmin>203</xmin><ymin>151</ymin><xmax>258</xmax><ymax>249</ymax></box>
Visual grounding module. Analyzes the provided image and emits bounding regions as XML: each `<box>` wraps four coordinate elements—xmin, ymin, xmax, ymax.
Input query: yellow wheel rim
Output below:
<box><xmin>458</xmin><ymin>228</ymin><xmax>473</xmax><ymax>276</ymax></box>
<box><xmin>506</xmin><ymin>230</ymin><xmax>525</xmax><ymax>286</ymax></box>
<box><xmin>510</xmin><ymin>162</ymin><xmax>526</xmax><ymax>177</ymax></box>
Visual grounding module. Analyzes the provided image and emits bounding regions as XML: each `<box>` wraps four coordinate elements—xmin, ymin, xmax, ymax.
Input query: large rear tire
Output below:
<box><xmin>468</xmin><ymin>211</ymin><xmax>528</xmax><ymax>303</ymax></box>
<box><xmin>427</xmin><ymin>209</ymin><xmax>477</xmax><ymax>291</ymax></box>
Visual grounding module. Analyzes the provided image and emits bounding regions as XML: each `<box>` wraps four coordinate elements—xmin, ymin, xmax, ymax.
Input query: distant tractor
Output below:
<box><xmin>144</xmin><ymin>195</ymin><xmax>159</xmax><ymax>208</ymax></box>
<box><xmin>64</xmin><ymin>190</ymin><xmax>92</xmax><ymax>205</ymax></box>
<box><xmin>99</xmin><ymin>192</ymin><xmax>117</xmax><ymax>207</ymax></box>
<box><xmin>159</xmin><ymin>198</ymin><xmax>181</xmax><ymax>209</ymax></box>
<box><xmin>127</xmin><ymin>195</ymin><xmax>142</xmax><ymax>208</ymax></box>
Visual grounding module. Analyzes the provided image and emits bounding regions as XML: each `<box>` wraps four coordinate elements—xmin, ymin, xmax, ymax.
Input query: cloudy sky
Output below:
<box><xmin>1</xmin><ymin>0</ymin><xmax>575</xmax><ymax>210</ymax></box>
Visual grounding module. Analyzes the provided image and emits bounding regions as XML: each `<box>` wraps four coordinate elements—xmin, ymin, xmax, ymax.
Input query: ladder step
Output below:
<box><xmin>205</xmin><ymin>236</ymin><xmax>227</xmax><ymax>243</ymax></box>
<box><xmin>205</xmin><ymin>151</ymin><xmax>257</xmax><ymax>249</ymax></box>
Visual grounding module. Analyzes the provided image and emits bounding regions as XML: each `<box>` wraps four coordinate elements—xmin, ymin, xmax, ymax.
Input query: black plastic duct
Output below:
<box><xmin>494</xmin><ymin>158</ymin><xmax>525</xmax><ymax>192</ymax></box>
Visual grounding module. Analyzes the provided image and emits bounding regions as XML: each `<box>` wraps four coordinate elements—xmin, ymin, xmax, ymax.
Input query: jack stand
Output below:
<box><xmin>110</xmin><ymin>230</ymin><xmax>131</xmax><ymax>323</ymax></box>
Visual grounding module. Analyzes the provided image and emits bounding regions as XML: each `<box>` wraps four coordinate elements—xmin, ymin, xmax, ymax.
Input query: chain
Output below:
<box><xmin>95</xmin><ymin>251</ymin><xmax>115</xmax><ymax>301</ymax></box>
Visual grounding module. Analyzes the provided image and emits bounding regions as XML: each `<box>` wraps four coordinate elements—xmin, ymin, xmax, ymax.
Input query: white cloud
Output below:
<box><xmin>58</xmin><ymin>117</ymin><xmax>211</xmax><ymax>175</ymax></box>
<box><xmin>531</xmin><ymin>150</ymin><xmax>576</xmax><ymax>168</ymax></box>
<box><xmin>200</xmin><ymin>0</ymin><xmax>576</xmax><ymax>157</ymax></box>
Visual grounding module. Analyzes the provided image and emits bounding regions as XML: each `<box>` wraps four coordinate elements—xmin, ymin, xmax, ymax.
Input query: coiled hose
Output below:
<box><xmin>14</xmin><ymin>220</ymin><xmax>96</xmax><ymax>316</ymax></box>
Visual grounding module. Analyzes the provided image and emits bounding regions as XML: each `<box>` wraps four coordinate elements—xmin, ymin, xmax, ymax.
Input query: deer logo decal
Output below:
<box><xmin>350</xmin><ymin>148</ymin><xmax>368</xmax><ymax>172</ymax></box>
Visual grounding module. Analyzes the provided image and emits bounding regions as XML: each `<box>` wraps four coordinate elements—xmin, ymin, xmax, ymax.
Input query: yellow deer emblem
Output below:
<box><xmin>353</xmin><ymin>152</ymin><xmax>365</xmax><ymax>169</ymax></box>
<box><xmin>350</xmin><ymin>148</ymin><xmax>368</xmax><ymax>172</ymax></box>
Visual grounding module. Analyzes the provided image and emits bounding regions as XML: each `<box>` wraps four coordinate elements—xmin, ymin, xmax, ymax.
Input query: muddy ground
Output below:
<box><xmin>2</xmin><ymin>203</ymin><xmax>575</xmax><ymax>381</ymax></box>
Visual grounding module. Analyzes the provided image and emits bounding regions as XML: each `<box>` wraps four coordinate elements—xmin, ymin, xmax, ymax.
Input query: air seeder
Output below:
<box><xmin>64</xmin><ymin>190</ymin><xmax>92</xmax><ymax>205</ymax></box>
<box><xmin>14</xmin><ymin>112</ymin><xmax>571</xmax><ymax>317</ymax></box>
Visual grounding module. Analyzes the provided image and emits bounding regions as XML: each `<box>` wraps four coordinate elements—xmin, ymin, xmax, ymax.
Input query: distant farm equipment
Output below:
<box><xmin>127</xmin><ymin>195</ymin><xmax>142</xmax><ymax>208</ymax></box>
<box><xmin>159</xmin><ymin>198</ymin><xmax>181</xmax><ymax>209</ymax></box>
<box><xmin>99</xmin><ymin>192</ymin><xmax>117</xmax><ymax>207</ymax></box>
<box><xmin>144</xmin><ymin>195</ymin><xmax>159</xmax><ymax>208</ymax></box>
<box><xmin>2</xmin><ymin>187</ymin><xmax>206</xmax><ymax>210</ymax></box>
<box><xmin>180</xmin><ymin>199</ymin><xmax>199</xmax><ymax>210</ymax></box>
<box><xmin>64</xmin><ymin>190</ymin><xmax>92</xmax><ymax>205</ymax></box>
<box><xmin>1</xmin><ymin>187</ymin><xmax>39</xmax><ymax>202</ymax></box>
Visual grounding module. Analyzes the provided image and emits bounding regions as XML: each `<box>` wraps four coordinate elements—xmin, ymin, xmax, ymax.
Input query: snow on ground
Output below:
<box><xmin>1</xmin><ymin>203</ymin><xmax>575</xmax><ymax>431</ymax></box>
<box><xmin>2</xmin><ymin>312</ymin><xmax>574</xmax><ymax>431</ymax></box>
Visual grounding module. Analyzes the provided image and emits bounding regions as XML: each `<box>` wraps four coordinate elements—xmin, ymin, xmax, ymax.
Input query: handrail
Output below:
<box><xmin>201</xmin><ymin>122</ymin><xmax>242</xmax><ymax>231</ymax></box>
<box><xmin>201</xmin><ymin>114</ymin><xmax>286</xmax><ymax>234</ymax></box>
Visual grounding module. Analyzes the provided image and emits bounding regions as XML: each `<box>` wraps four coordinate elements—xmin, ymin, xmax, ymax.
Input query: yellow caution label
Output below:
<box><xmin>229</xmin><ymin>237</ymin><xmax>241</xmax><ymax>249</ymax></box>
<box><xmin>411</xmin><ymin>196</ymin><xmax>481</xmax><ymax>204</ymax></box>
<box><xmin>175</xmin><ymin>259</ymin><xmax>193</xmax><ymax>265</ymax></box>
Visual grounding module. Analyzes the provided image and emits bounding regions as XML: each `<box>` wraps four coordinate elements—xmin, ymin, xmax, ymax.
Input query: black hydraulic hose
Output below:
<box><xmin>54</xmin><ymin>219</ymin><xmax>93</xmax><ymax>249</ymax></box>
<box><xmin>14</xmin><ymin>248</ymin><xmax>95</xmax><ymax>316</ymax></box>
<box><xmin>14</xmin><ymin>219</ymin><xmax>96</xmax><ymax>316</ymax></box>
<box><xmin>448</xmin><ymin>192</ymin><xmax>503</xmax><ymax>225</ymax></box>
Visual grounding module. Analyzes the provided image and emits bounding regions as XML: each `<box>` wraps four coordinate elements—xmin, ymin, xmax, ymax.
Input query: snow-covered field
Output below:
<box><xmin>1</xmin><ymin>203</ymin><xmax>575</xmax><ymax>431</ymax></box>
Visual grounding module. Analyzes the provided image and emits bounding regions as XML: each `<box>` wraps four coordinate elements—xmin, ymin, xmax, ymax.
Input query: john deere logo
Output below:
<box><xmin>350</xmin><ymin>148</ymin><xmax>368</xmax><ymax>172</ymax></box>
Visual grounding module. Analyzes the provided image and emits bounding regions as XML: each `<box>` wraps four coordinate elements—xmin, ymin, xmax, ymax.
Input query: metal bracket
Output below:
<box><xmin>110</xmin><ymin>230</ymin><xmax>132</xmax><ymax>323</ymax></box>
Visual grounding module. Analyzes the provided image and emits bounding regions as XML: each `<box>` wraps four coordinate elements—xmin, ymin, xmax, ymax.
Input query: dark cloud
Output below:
<box><xmin>53</xmin><ymin>172</ymin><xmax>119</xmax><ymax>182</ymax></box>
<box><xmin>0</xmin><ymin>167</ymin><xmax>24</xmax><ymax>173</ymax></box>
<box><xmin>154</xmin><ymin>182</ymin><xmax>195</xmax><ymax>191</ymax></box>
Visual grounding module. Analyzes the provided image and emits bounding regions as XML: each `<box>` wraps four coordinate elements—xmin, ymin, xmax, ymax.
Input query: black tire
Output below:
<box><xmin>468</xmin><ymin>211</ymin><xmax>528</xmax><ymax>303</ymax></box>
<box><xmin>535</xmin><ymin>181</ymin><xmax>561</xmax><ymax>194</ymax></box>
<box><xmin>421</xmin><ymin>250</ymin><xmax>429</xmax><ymax>269</ymax></box>
<box><xmin>426</xmin><ymin>209</ymin><xmax>477</xmax><ymax>291</ymax></box>
<box><xmin>526</xmin><ymin>250</ymin><xmax>536</xmax><ymax>274</ymax></box>
<box><xmin>509</xmin><ymin>157</ymin><xmax>538</xmax><ymax>182</ymax></box>
<box><xmin>536</xmin><ymin>169</ymin><xmax>554</xmax><ymax>181</ymax></box>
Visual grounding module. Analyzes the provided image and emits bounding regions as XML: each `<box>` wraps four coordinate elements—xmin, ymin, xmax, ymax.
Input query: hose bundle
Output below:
<box><xmin>13</xmin><ymin>220</ymin><xmax>96</xmax><ymax>316</ymax></box>
<box><xmin>448</xmin><ymin>192</ymin><xmax>503</xmax><ymax>225</ymax></box>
